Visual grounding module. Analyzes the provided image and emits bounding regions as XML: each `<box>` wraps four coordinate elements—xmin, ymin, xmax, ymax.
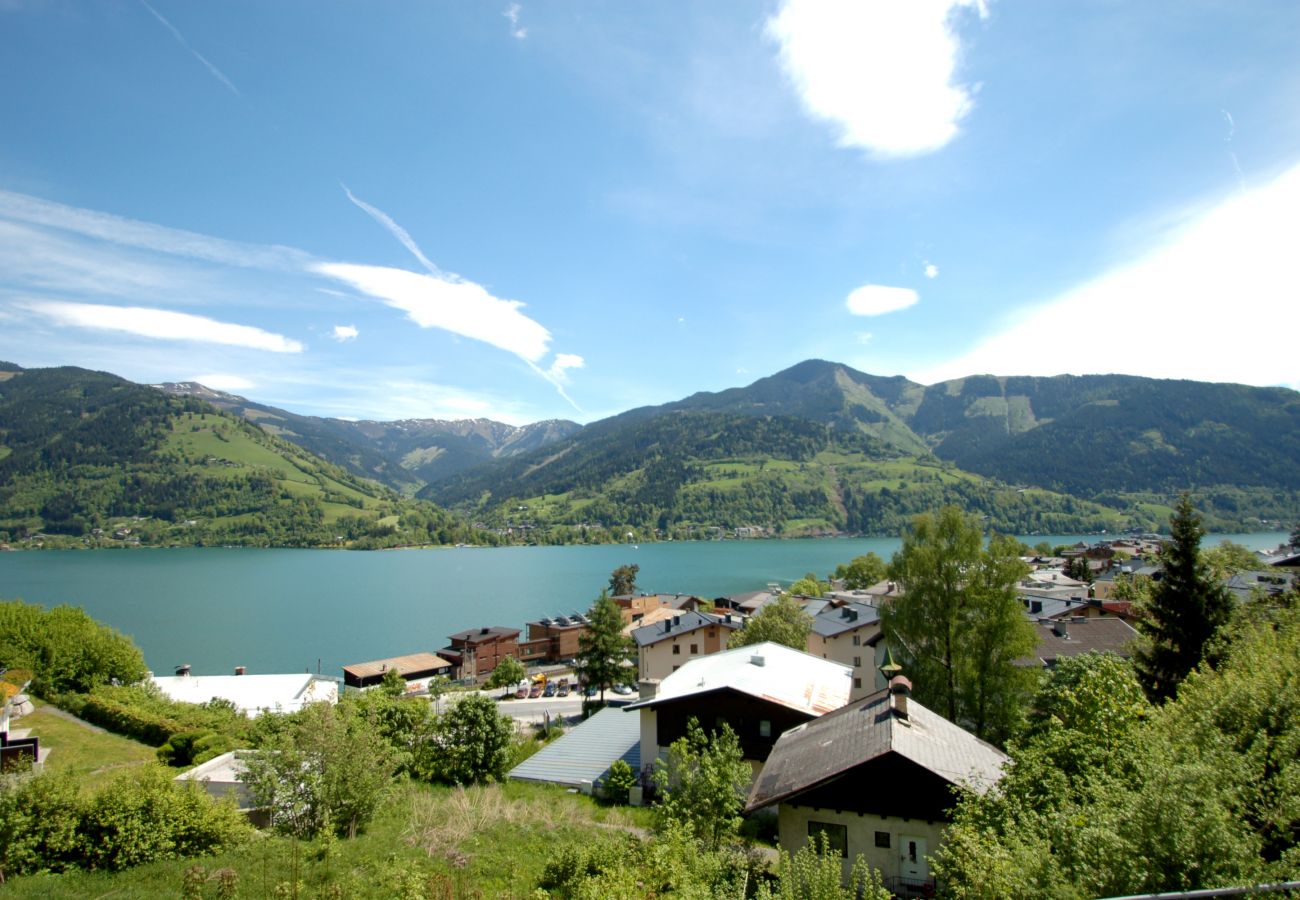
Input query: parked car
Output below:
<box><xmin>529</xmin><ymin>683</ymin><xmax>543</xmax><ymax>698</ymax></box>
<box><xmin>557</xmin><ymin>682</ymin><xmax>570</xmax><ymax>697</ymax></box>
<box><xmin>543</xmin><ymin>682</ymin><xmax>557</xmax><ymax>697</ymax></box>
<box><xmin>611</xmin><ymin>683</ymin><xmax>634</xmax><ymax>696</ymax></box>
<box><xmin>514</xmin><ymin>686</ymin><xmax>528</xmax><ymax>699</ymax></box>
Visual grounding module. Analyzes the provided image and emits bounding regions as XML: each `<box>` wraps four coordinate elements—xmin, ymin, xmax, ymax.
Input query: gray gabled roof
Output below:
<box><xmin>631</xmin><ymin>611</ymin><xmax>740</xmax><ymax>647</ymax></box>
<box><xmin>508</xmin><ymin>706</ymin><xmax>639</xmax><ymax>788</ymax></box>
<box><xmin>810</xmin><ymin>601</ymin><xmax>880</xmax><ymax>638</ymax></box>
<box><xmin>746</xmin><ymin>688</ymin><xmax>1007</xmax><ymax>813</ymax></box>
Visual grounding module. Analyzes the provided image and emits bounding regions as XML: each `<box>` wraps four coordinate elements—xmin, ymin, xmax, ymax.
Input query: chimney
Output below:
<box><xmin>1053</xmin><ymin>619</ymin><xmax>1070</xmax><ymax>639</ymax></box>
<box><xmin>1030</xmin><ymin>599</ymin><xmax>1043</xmax><ymax>614</ymax></box>
<box><xmin>234</xmin><ymin>666</ymin><xmax>246</xmax><ymax>676</ymax></box>
<box><xmin>889</xmin><ymin>675</ymin><xmax>911</xmax><ymax>720</ymax></box>
<box><xmin>480</xmin><ymin>627</ymin><xmax>490</xmax><ymax>635</ymax></box>
<box><xmin>638</xmin><ymin>678</ymin><xmax>660</xmax><ymax>701</ymax></box>
<box><xmin>175</xmin><ymin>664</ymin><xmax>191</xmax><ymax>677</ymax></box>
<box><xmin>750</xmin><ymin>654</ymin><xmax>766</xmax><ymax>667</ymax></box>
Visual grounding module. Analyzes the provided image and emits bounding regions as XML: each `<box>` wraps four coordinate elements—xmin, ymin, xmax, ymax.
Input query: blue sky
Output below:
<box><xmin>2</xmin><ymin>1</ymin><xmax>1298</xmax><ymax>425</ymax></box>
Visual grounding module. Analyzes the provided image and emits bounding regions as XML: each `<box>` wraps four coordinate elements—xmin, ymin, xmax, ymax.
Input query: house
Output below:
<box><xmin>746</xmin><ymin>677</ymin><xmax>1007</xmax><ymax>897</ymax></box>
<box><xmin>175</xmin><ymin>750</ymin><xmax>266</xmax><ymax>825</ymax></box>
<box><xmin>151</xmin><ymin>671</ymin><xmax>338</xmax><ymax>717</ymax></box>
<box><xmin>806</xmin><ymin>601</ymin><xmax>883</xmax><ymax>700</ymax></box>
<box><xmin>341</xmin><ymin>652</ymin><xmax>453</xmax><ymax>692</ymax></box>
<box><xmin>441</xmin><ymin>626</ymin><xmax>521</xmax><ymax>681</ymax></box>
<box><xmin>627</xmin><ymin>641</ymin><xmax>852</xmax><ymax>774</ymax></box>
<box><xmin>1223</xmin><ymin>569</ymin><xmax>1297</xmax><ymax>603</ymax></box>
<box><xmin>518</xmin><ymin>613</ymin><xmax>590</xmax><ymax>666</ymax></box>
<box><xmin>1029</xmin><ymin>616</ymin><xmax>1139</xmax><ymax>667</ymax></box>
<box><xmin>631</xmin><ymin>611</ymin><xmax>743</xmax><ymax>681</ymax></box>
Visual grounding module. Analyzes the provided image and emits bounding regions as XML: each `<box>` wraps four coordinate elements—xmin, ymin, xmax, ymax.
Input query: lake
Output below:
<box><xmin>0</xmin><ymin>532</ymin><xmax>1286</xmax><ymax>678</ymax></box>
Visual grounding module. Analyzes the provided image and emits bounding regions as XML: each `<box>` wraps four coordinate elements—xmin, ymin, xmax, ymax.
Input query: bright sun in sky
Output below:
<box><xmin>2</xmin><ymin>1</ymin><xmax>1298</xmax><ymax>424</ymax></box>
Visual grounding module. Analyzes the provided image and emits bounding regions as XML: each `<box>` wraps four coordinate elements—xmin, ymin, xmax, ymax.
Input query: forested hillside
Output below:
<box><xmin>0</xmin><ymin>365</ymin><xmax>492</xmax><ymax>548</ymax></box>
<box><xmin>155</xmin><ymin>382</ymin><xmax>581</xmax><ymax>491</ymax></box>
<box><xmin>423</xmin><ymin>361</ymin><xmax>1300</xmax><ymax>540</ymax></box>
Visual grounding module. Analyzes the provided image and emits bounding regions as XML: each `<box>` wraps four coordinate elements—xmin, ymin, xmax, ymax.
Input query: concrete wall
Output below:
<box><xmin>778</xmin><ymin>802</ymin><xmax>945</xmax><ymax>885</ymax></box>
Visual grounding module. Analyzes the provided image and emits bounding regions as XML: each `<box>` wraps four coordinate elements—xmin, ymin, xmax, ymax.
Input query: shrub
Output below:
<box><xmin>603</xmin><ymin>758</ymin><xmax>636</xmax><ymax>805</ymax></box>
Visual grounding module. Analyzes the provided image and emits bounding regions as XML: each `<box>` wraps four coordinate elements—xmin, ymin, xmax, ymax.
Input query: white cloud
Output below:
<box><xmin>547</xmin><ymin>352</ymin><xmax>584</xmax><ymax>382</ymax></box>
<box><xmin>315</xmin><ymin>262</ymin><xmax>551</xmax><ymax>362</ymax></box>
<box><xmin>846</xmin><ymin>284</ymin><xmax>919</xmax><ymax>316</ymax></box>
<box><xmin>857</xmin><ymin>332</ymin><xmax>874</xmax><ymax>344</ymax></box>
<box><xmin>331</xmin><ymin>324</ymin><xmax>359</xmax><ymax>342</ymax></box>
<box><xmin>767</xmin><ymin>0</ymin><xmax>987</xmax><ymax>158</ymax></box>
<box><xmin>924</xmin><ymin>263</ymin><xmax>939</xmax><ymax>279</ymax></box>
<box><xmin>25</xmin><ymin>300</ymin><xmax>304</xmax><ymax>353</ymax></box>
<box><xmin>0</xmin><ymin>189</ymin><xmax>309</xmax><ymax>271</ymax></box>
<box><xmin>503</xmin><ymin>3</ymin><xmax>527</xmax><ymax>39</ymax></box>
<box><xmin>912</xmin><ymin>162</ymin><xmax>1300</xmax><ymax>387</ymax></box>
<box><xmin>189</xmin><ymin>374</ymin><xmax>255</xmax><ymax>391</ymax></box>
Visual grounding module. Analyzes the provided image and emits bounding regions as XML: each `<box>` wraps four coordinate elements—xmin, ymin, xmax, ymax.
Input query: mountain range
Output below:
<box><xmin>3</xmin><ymin>359</ymin><xmax>1298</xmax><ymax>545</ymax></box>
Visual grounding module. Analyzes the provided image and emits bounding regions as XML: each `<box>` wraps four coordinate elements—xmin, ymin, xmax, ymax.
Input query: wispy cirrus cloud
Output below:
<box><xmin>330</xmin><ymin>187</ymin><xmax>583</xmax><ymax>411</ymax></box>
<box><xmin>0</xmin><ymin>189</ymin><xmax>308</xmax><ymax>271</ymax></box>
<box><xmin>912</xmin><ymin>161</ymin><xmax>1300</xmax><ymax>387</ymax></box>
<box><xmin>846</xmin><ymin>284</ymin><xmax>919</xmax><ymax>316</ymax></box>
<box><xmin>503</xmin><ymin>3</ymin><xmax>527</xmax><ymax>40</ymax></box>
<box><xmin>767</xmin><ymin>0</ymin><xmax>988</xmax><ymax>158</ymax></box>
<box><xmin>138</xmin><ymin>0</ymin><xmax>240</xmax><ymax>96</ymax></box>
<box><xmin>25</xmin><ymin>300</ymin><xmax>303</xmax><ymax>353</ymax></box>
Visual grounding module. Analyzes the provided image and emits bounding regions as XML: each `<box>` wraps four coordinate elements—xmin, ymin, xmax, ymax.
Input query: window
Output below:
<box><xmin>875</xmin><ymin>831</ymin><xmax>891</xmax><ymax>848</ymax></box>
<box><xmin>808</xmin><ymin>822</ymin><xmax>847</xmax><ymax>857</ymax></box>
<box><xmin>853</xmin><ymin>656</ymin><xmax>861</xmax><ymax>667</ymax></box>
<box><xmin>690</xmin><ymin>643</ymin><xmax>699</xmax><ymax>654</ymax></box>
<box><xmin>852</xmin><ymin>634</ymin><xmax>861</xmax><ymax>646</ymax></box>
<box><xmin>759</xmin><ymin>719</ymin><xmax>772</xmax><ymax>738</ymax></box>
<box><xmin>672</xmin><ymin>644</ymin><xmax>680</xmax><ymax>655</ymax></box>
<box><xmin>854</xmin><ymin>677</ymin><xmax>862</xmax><ymax>689</ymax></box>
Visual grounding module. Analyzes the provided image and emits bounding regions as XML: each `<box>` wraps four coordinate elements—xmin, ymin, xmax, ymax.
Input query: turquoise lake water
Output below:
<box><xmin>0</xmin><ymin>532</ymin><xmax>1285</xmax><ymax>678</ymax></box>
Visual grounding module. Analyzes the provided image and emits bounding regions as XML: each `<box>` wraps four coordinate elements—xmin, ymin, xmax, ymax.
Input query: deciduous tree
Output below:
<box><xmin>1134</xmin><ymin>495</ymin><xmax>1233</xmax><ymax>703</ymax></box>
<box><xmin>833</xmin><ymin>553</ymin><xmax>887</xmax><ymax>590</ymax></box>
<box><xmin>485</xmin><ymin>656</ymin><xmax>526</xmax><ymax>698</ymax></box>
<box><xmin>427</xmin><ymin>693</ymin><xmax>515</xmax><ymax>786</ymax></box>
<box><xmin>652</xmin><ymin>718</ymin><xmax>751</xmax><ymax>851</ymax></box>
<box><xmin>608</xmin><ymin>564</ymin><xmax>640</xmax><ymax>596</ymax></box>
<box><xmin>728</xmin><ymin>594</ymin><xmax>812</xmax><ymax>651</ymax></box>
<box><xmin>880</xmin><ymin>507</ymin><xmax>1036</xmax><ymax>743</ymax></box>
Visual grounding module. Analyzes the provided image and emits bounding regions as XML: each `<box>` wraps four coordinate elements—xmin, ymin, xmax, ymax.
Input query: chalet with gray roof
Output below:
<box><xmin>806</xmin><ymin>601</ymin><xmax>884</xmax><ymax>700</ymax></box>
<box><xmin>746</xmin><ymin>677</ymin><xmax>1007</xmax><ymax>897</ymax></box>
<box><xmin>631</xmin><ymin>611</ymin><xmax>742</xmax><ymax>681</ymax></box>
<box><xmin>1029</xmin><ymin>616</ymin><xmax>1138</xmax><ymax>667</ymax></box>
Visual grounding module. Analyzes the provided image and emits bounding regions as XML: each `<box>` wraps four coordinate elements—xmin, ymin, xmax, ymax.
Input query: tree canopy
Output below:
<box><xmin>575</xmin><ymin>590</ymin><xmax>634</xmax><ymax>702</ymax></box>
<box><xmin>652</xmin><ymin>718</ymin><xmax>752</xmax><ymax>852</ymax></box>
<box><xmin>0</xmin><ymin>600</ymin><xmax>146</xmax><ymax>696</ymax></box>
<box><xmin>1134</xmin><ymin>495</ymin><xmax>1234</xmax><ymax>703</ymax></box>
<box><xmin>608</xmin><ymin>564</ymin><xmax>640</xmax><ymax>596</ymax></box>
<box><xmin>880</xmin><ymin>506</ymin><xmax>1036</xmax><ymax>744</ymax></box>
<box><xmin>728</xmin><ymin>594</ymin><xmax>812</xmax><ymax>651</ymax></box>
<box><xmin>833</xmin><ymin>553</ymin><xmax>887</xmax><ymax>590</ymax></box>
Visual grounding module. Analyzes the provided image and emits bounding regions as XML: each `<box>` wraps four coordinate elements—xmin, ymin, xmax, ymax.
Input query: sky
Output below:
<box><xmin>1</xmin><ymin>1</ymin><xmax>1298</xmax><ymax>425</ymax></box>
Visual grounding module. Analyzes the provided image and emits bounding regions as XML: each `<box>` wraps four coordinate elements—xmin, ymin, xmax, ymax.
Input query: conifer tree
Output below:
<box><xmin>1134</xmin><ymin>495</ymin><xmax>1233</xmax><ymax>703</ymax></box>
<box><xmin>576</xmin><ymin>590</ymin><xmax>634</xmax><ymax>702</ymax></box>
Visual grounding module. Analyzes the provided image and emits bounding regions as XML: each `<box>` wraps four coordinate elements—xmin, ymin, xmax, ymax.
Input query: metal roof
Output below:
<box><xmin>625</xmin><ymin>641</ymin><xmax>851</xmax><ymax>717</ymax></box>
<box><xmin>342</xmin><ymin>652</ymin><xmax>451</xmax><ymax>680</ymax></box>
<box><xmin>631</xmin><ymin>611</ymin><xmax>741</xmax><ymax>647</ymax></box>
<box><xmin>746</xmin><ymin>688</ymin><xmax>1007</xmax><ymax>813</ymax></box>
<box><xmin>152</xmin><ymin>673</ymin><xmax>336</xmax><ymax>717</ymax></box>
<box><xmin>810</xmin><ymin>601</ymin><xmax>880</xmax><ymax>638</ymax></box>
<box><xmin>508</xmin><ymin>706</ymin><xmax>640</xmax><ymax>787</ymax></box>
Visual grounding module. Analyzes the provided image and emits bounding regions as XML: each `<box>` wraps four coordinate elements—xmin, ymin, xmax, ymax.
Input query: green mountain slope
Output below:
<box><xmin>0</xmin><ymin>366</ymin><xmax>493</xmax><ymax>549</ymax></box>
<box><xmin>154</xmin><ymin>382</ymin><xmax>581</xmax><ymax>492</ymax></box>
<box><xmin>423</xmin><ymin>361</ymin><xmax>1300</xmax><ymax>538</ymax></box>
